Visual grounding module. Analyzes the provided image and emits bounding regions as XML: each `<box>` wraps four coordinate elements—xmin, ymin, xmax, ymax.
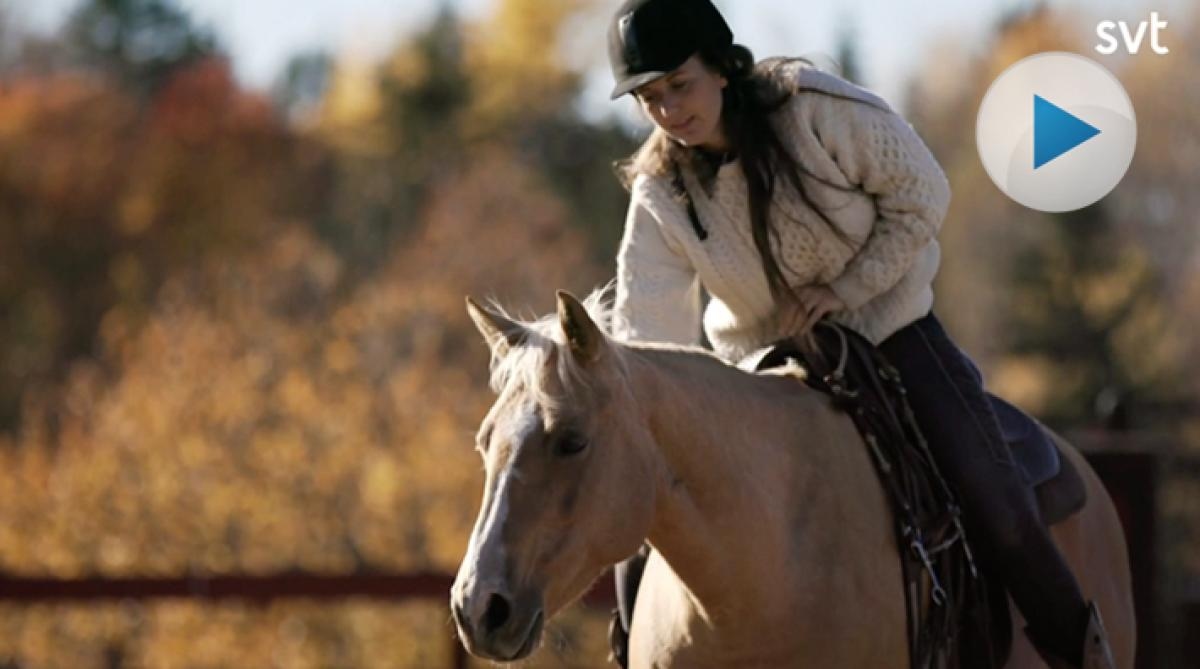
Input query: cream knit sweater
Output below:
<box><xmin>612</xmin><ymin>62</ymin><xmax>951</xmax><ymax>362</ymax></box>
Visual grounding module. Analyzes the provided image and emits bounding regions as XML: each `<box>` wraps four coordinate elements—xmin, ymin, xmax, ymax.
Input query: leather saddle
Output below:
<box><xmin>988</xmin><ymin>393</ymin><xmax>1086</xmax><ymax>525</ymax></box>
<box><xmin>739</xmin><ymin>342</ymin><xmax>1087</xmax><ymax>527</ymax></box>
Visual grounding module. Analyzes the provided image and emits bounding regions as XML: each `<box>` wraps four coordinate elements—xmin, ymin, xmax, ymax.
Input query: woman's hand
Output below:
<box><xmin>781</xmin><ymin>285</ymin><xmax>846</xmax><ymax>336</ymax></box>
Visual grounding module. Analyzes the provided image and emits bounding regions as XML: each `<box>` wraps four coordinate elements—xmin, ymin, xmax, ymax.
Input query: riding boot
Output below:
<box><xmin>1027</xmin><ymin>601</ymin><xmax>1116</xmax><ymax>669</ymax></box>
<box><xmin>609</xmin><ymin>544</ymin><xmax>650</xmax><ymax>668</ymax></box>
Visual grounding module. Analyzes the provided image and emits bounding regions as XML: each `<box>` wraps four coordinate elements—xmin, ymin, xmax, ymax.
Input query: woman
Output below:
<box><xmin>605</xmin><ymin>1</ymin><xmax>1114</xmax><ymax>668</ymax></box>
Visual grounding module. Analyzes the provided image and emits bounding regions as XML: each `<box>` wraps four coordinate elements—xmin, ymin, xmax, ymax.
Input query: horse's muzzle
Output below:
<box><xmin>451</xmin><ymin>584</ymin><xmax>545</xmax><ymax>662</ymax></box>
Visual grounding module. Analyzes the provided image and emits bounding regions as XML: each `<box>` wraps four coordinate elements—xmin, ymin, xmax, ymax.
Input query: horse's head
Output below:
<box><xmin>451</xmin><ymin>289</ymin><xmax>657</xmax><ymax>662</ymax></box>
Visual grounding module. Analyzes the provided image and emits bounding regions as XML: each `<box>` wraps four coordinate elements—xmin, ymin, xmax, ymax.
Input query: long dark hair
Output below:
<box><xmin>616</xmin><ymin>45</ymin><xmax>870</xmax><ymax>304</ymax></box>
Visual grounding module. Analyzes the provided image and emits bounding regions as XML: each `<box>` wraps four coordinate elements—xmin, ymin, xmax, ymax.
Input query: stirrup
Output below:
<box><xmin>1026</xmin><ymin>601</ymin><xmax>1116</xmax><ymax>669</ymax></box>
<box><xmin>1081</xmin><ymin>602</ymin><xmax>1116</xmax><ymax>669</ymax></box>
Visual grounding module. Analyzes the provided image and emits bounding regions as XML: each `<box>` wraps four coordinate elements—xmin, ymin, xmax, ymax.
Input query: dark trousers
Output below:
<box><xmin>877</xmin><ymin>311</ymin><xmax>1087</xmax><ymax>661</ymax></box>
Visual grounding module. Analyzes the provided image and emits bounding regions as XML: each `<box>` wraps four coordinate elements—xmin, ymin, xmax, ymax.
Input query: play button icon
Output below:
<box><xmin>977</xmin><ymin>52</ymin><xmax>1136</xmax><ymax>212</ymax></box>
<box><xmin>1034</xmin><ymin>94</ymin><xmax>1101</xmax><ymax>169</ymax></box>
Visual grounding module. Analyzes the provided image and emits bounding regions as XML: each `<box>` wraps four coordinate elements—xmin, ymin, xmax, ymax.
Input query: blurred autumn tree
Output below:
<box><xmin>0</xmin><ymin>0</ymin><xmax>322</xmax><ymax>432</ymax></box>
<box><xmin>1091</xmin><ymin>17</ymin><xmax>1200</xmax><ymax>659</ymax></box>
<box><xmin>5</xmin><ymin>0</ymin><xmax>1194</xmax><ymax>664</ymax></box>
<box><xmin>1107</xmin><ymin>7</ymin><xmax>1200</xmax><ymax>433</ymax></box>
<box><xmin>274</xmin><ymin>49</ymin><xmax>332</xmax><ymax>124</ymax></box>
<box><xmin>0</xmin><ymin>7</ymin><xmax>15</xmax><ymax>69</ymax></box>
<box><xmin>0</xmin><ymin>0</ymin><xmax>623</xmax><ymax>664</ymax></box>
<box><xmin>906</xmin><ymin>5</ymin><xmax>1195</xmax><ymax>427</ymax></box>
<box><xmin>1</xmin><ymin>0</ymin><xmax>622</xmax><ymax>567</ymax></box>
<box><xmin>310</xmin><ymin>0</ymin><xmax>634</xmax><ymax>273</ymax></box>
<box><xmin>1004</xmin><ymin>202</ymin><xmax>1182</xmax><ymax>426</ymax></box>
<box><xmin>311</xmin><ymin>7</ymin><xmax>470</xmax><ymax>272</ymax></box>
<box><xmin>906</xmin><ymin>5</ymin><xmax>1088</xmax><ymax>366</ymax></box>
<box><xmin>63</xmin><ymin>0</ymin><xmax>218</xmax><ymax>96</ymax></box>
<box><xmin>905</xmin><ymin>13</ymin><xmax>1200</xmax><ymax>662</ymax></box>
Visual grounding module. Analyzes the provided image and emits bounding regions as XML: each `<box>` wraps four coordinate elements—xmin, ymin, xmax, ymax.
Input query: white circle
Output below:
<box><xmin>976</xmin><ymin>52</ymin><xmax>1137</xmax><ymax>213</ymax></box>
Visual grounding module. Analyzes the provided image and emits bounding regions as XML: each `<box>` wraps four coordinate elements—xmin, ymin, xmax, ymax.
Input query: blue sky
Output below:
<box><xmin>12</xmin><ymin>0</ymin><xmax>1180</xmax><ymax>120</ymax></box>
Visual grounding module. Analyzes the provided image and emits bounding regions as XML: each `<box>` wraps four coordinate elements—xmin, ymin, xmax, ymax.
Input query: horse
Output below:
<box><xmin>449</xmin><ymin>288</ymin><xmax>1136</xmax><ymax>667</ymax></box>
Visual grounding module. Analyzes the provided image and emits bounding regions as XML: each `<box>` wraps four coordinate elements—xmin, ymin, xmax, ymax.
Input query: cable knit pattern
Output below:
<box><xmin>612</xmin><ymin>62</ymin><xmax>951</xmax><ymax>362</ymax></box>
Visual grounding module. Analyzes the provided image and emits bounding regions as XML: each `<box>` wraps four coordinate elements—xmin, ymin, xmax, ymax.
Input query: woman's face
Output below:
<box><xmin>634</xmin><ymin>55</ymin><xmax>729</xmax><ymax>152</ymax></box>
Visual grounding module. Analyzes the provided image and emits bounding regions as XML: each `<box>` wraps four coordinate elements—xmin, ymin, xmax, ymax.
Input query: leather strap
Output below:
<box><xmin>773</xmin><ymin>321</ymin><xmax>994</xmax><ymax>668</ymax></box>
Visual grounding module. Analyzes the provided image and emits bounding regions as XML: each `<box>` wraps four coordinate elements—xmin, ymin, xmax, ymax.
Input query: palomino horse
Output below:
<box><xmin>450</xmin><ymin>289</ymin><xmax>1136</xmax><ymax>667</ymax></box>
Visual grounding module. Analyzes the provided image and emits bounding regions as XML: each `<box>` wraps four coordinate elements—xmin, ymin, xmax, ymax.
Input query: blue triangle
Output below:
<box><xmin>1034</xmin><ymin>95</ymin><xmax>1101</xmax><ymax>169</ymax></box>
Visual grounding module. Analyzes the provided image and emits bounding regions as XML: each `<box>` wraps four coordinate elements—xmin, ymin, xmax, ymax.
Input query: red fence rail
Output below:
<box><xmin>0</xmin><ymin>572</ymin><xmax>456</xmax><ymax>603</ymax></box>
<box><xmin>0</xmin><ymin>570</ymin><xmax>618</xmax><ymax>668</ymax></box>
<box><xmin>0</xmin><ymin>447</ymin><xmax>1169</xmax><ymax>668</ymax></box>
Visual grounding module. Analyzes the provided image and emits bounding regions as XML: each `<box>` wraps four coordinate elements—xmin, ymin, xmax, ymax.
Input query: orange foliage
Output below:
<box><xmin>0</xmin><ymin>2</ymin><xmax>614</xmax><ymax>664</ymax></box>
<box><xmin>0</xmin><ymin>136</ymin><xmax>611</xmax><ymax>662</ymax></box>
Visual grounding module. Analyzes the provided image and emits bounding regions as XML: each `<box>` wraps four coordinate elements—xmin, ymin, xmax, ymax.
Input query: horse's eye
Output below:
<box><xmin>555</xmin><ymin>433</ymin><xmax>589</xmax><ymax>457</ymax></box>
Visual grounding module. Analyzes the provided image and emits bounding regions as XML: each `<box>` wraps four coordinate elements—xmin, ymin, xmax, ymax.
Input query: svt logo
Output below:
<box><xmin>1096</xmin><ymin>12</ymin><xmax>1170</xmax><ymax>55</ymax></box>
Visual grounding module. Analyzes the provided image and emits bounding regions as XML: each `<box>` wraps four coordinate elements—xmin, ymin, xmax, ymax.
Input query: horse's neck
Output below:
<box><xmin>628</xmin><ymin>348</ymin><xmax>838</xmax><ymax>621</ymax></box>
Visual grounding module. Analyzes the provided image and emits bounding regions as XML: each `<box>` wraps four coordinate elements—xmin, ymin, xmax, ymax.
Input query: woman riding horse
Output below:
<box><xmin>605</xmin><ymin>0</ymin><xmax>1114</xmax><ymax>667</ymax></box>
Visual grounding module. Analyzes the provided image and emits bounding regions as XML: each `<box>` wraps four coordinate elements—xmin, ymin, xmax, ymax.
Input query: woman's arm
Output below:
<box><xmin>810</xmin><ymin>94</ymin><xmax>952</xmax><ymax>311</ymax></box>
<box><xmin>612</xmin><ymin>176</ymin><xmax>703</xmax><ymax>346</ymax></box>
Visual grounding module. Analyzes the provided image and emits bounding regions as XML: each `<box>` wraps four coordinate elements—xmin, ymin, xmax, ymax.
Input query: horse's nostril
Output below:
<box><xmin>482</xmin><ymin>592</ymin><xmax>512</xmax><ymax>634</ymax></box>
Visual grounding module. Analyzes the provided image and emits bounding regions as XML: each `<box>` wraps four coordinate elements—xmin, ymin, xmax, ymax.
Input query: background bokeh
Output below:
<box><xmin>0</xmin><ymin>0</ymin><xmax>1197</xmax><ymax>666</ymax></box>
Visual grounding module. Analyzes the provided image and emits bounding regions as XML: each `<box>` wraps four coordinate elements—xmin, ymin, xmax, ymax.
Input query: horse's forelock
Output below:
<box><xmin>484</xmin><ymin>283</ymin><xmax>621</xmax><ymax>409</ymax></box>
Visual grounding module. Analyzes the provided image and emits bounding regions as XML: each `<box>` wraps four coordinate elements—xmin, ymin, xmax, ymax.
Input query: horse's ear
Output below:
<box><xmin>556</xmin><ymin>290</ymin><xmax>606</xmax><ymax>364</ymax></box>
<box><xmin>466</xmin><ymin>296</ymin><xmax>526</xmax><ymax>357</ymax></box>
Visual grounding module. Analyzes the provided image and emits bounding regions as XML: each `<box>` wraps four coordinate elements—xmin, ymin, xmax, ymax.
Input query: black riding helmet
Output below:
<box><xmin>607</xmin><ymin>0</ymin><xmax>734</xmax><ymax>99</ymax></box>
